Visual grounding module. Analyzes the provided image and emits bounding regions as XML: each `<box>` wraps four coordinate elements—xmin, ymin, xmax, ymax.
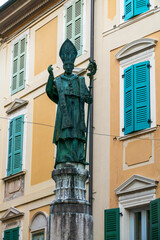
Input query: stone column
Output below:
<box><xmin>49</xmin><ymin>163</ymin><xmax>93</xmax><ymax>240</ymax></box>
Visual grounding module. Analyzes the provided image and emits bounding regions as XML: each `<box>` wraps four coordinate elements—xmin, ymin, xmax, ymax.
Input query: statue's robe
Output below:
<box><xmin>46</xmin><ymin>74</ymin><xmax>91</xmax><ymax>167</ymax></box>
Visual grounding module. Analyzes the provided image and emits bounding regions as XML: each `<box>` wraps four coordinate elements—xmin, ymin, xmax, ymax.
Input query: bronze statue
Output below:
<box><xmin>46</xmin><ymin>39</ymin><xmax>96</xmax><ymax>168</ymax></box>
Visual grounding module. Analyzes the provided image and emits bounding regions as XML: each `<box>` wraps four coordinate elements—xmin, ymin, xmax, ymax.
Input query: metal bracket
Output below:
<box><xmin>122</xmin><ymin>74</ymin><xmax>125</xmax><ymax>78</ymax></box>
<box><xmin>148</xmin><ymin>119</ymin><xmax>153</xmax><ymax>124</ymax></box>
<box><xmin>147</xmin><ymin>64</ymin><xmax>151</xmax><ymax>68</ymax></box>
<box><xmin>122</xmin><ymin>15</ymin><xmax>125</xmax><ymax>19</ymax></box>
<box><xmin>122</xmin><ymin>128</ymin><xmax>125</xmax><ymax>132</ymax></box>
<box><xmin>147</xmin><ymin>3</ymin><xmax>151</xmax><ymax>7</ymax></box>
<box><xmin>119</xmin><ymin>212</ymin><xmax>123</xmax><ymax>216</ymax></box>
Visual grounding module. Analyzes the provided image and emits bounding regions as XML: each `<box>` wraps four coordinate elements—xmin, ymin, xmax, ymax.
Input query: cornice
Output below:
<box><xmin>0</xmin><ymin>0</ymin><xmax>62</xmax><ymax>38</ymax></box>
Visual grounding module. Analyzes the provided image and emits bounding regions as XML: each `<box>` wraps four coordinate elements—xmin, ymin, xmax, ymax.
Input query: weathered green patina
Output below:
<box><xmin>46</xmin><ymin>39</ymin><xmax>93</xmax><ymax>167</ymax></box>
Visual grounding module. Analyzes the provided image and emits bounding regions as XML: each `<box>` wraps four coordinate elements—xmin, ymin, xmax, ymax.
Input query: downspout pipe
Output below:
<box><xmin>89</xmin><ymin>0</ymin><xmax>95</xmax><ymax>215</ymax></box>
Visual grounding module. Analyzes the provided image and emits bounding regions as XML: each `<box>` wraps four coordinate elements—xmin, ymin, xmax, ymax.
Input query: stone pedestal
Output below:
<box><xmin>49</xmin><ymin>163</ymin><xmax>93</xmax><ymax>240</ymax></box>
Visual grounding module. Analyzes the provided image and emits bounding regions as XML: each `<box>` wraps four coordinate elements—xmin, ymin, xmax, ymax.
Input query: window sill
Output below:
<box><xmin>2</xmin><ymin>171</ymin><xmax>26</xmax><ymax>182</ymax></box>
<box><xmin>103</xmin><ymin>7</ymin><xmax>160</xmax><ymax>37</ymax></box>
<box><xmin>119</xmin><ymin>126</ymin><xmax>157</xmax><ymax>141</ymax></box>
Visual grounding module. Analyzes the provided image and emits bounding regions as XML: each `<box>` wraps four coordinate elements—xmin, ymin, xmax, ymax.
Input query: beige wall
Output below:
<box><xmin>110</xmin><ymin>31</ymin><xmax>160</xmax><ymax>209</ymax></box>
<box><xmin>34</xmin><ymin>17</ymin><xmax>58</xmax><ymax>76</ymax></box>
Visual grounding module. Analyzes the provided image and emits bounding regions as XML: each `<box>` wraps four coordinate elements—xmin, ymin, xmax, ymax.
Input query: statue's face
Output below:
<box><xmin>63</xmin><ymin>63</ymin><xmax>74</xmax><ymax>75</ymax></box>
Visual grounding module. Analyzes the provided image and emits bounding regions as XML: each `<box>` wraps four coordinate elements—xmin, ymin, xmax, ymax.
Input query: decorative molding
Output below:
<box><xmin>2</xmin><ymin>171</ymin><xmax>26</xmax><ymax>201</ymax></box>
<box><xmin>2</xmin><ymin>171</ymin><xmax>26</xmax><ymax>182</ymax></box>
<box><xmin>115</xmin><ymin>174</ymin><xmax>158</xmax><ymax>196</ymax></box>
<box><xmin>0</xmin><ymin>207</ymin><xmax>24</xmax><ymax>222</ymax></box>
<box><xmin>6</xmin><ymin>99</ymin><xmax>28</xmax><ymax>114</ymax></box>
<box><xmin>116</xmin><ymin>38</ymin><xmax>157</xmax><ymax>61</ymax></box>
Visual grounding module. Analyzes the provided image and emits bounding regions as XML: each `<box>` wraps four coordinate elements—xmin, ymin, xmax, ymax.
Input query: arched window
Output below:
<box><xmin>30</xmin><ymin>211</ymin><xmax>48</xmax><ymax>240</ymax></box>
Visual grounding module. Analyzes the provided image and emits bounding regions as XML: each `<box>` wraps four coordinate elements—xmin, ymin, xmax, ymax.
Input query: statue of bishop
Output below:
<box><xmin>46</xmin><ymin>39</ymin><xmax>92</xmax><ymax>168</ymax></box>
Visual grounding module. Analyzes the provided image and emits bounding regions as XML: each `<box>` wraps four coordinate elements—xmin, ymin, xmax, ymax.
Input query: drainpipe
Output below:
<box><xmin>89</xmin><ymin>0</ymin><xmax>95</xmax><ymax>215</ymax></box>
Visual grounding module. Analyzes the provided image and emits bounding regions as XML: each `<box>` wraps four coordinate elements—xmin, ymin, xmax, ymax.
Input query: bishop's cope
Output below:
<box><xmin>46</xmin><ymin>39</ymin><xmax>93</xmax><ymax>168</ymax></box>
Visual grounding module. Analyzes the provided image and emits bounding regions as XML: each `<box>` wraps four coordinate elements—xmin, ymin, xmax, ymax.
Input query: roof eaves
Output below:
<box><xmin>0</xmin><ymin>0</ymin><xmax>18</xmax><ymax>12</ymax></box>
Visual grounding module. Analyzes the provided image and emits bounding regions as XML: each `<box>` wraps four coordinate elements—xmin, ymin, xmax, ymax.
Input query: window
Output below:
<box><xmin>124</xmin><ymin>0</ymin><xmax>150</xmax><ymax>21</ymax></box>
<box><xmin>130</xmin><ymin>208</ymin><xmax>150</xmax><ymax>240</ymax></box>
<box><xmin>32</xmin><ymin>232</ymin><xmax>44</xmax><ymax>240</ymax></box>
<box><xmin>113</xmin><ymin>174</ymin><xmax>158</xmax><ymax>240</ymax></box>
<box><xmin>115</xmin><ymin>38</ymin><xmax>157</xmax><ymax>137</ymax></box>
<box><xmin>124</xmin><ymin>61</ymin><xmax>150</xmax><ymax>135</ymax></box>
<box><xmin>3</xmin><ymin>227</ymin><xmax>19</xmax><ymax>240</ymax></box>
<box><xmin>30</xmin><ymin>212</ymin><xmax>48</xmax><ymax>240</ymax></box>
<box><xmin>11</xmin><ymin>35</ymin><xmax>27</xmax><ymax>95</ymax></box>
<box><xmin>65</xmin><ymin>0</ymin><xmax>83</xmax><ymax>55</ymax></box>
<box><xmin>7</xmin><ymin>115</ymin><xmax>24</xmax><ymax>176</ymax></box>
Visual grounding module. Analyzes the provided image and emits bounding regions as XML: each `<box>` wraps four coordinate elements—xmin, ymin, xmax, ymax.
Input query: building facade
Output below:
<box><xmin>0</xmin><ymin>0</ymin><xmax>91</xmax><ymax>239</ymax></box>
<box><xmin>1</xmin><ymin>0</ymin><xmax>160</xmax><ymax>240</ymax></box>
<box><xmin>102</xmin><ymin>0</ymin><xmax>160</xmax><ymax>239</ymax></box>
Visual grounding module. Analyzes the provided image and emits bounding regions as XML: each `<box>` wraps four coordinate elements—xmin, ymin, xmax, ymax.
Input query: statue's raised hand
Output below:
<box><xmin>48</xmin><ymin>65</ymin><xmax>54</xmax><ymax>77</ymax></box>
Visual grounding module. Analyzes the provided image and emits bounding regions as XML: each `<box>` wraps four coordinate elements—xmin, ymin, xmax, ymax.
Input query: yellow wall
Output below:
<box><xmin>110</xmin><ymin>32</ymin><xmax>160</xmax><ymax>208</ymax></box>
<box><xmin>31</xmin><ymin>93</ymin><xmax>56</xmax><ymax>185</ymax></box>
<box><xmin>34</xmin><ymin>17</ymin><xmax>58</xmax><ymax>76</ymax></box>
<box><xmin>108</xmin><ymin>0</ymin><xmax>116</xmax><ymax>20</ymax></box>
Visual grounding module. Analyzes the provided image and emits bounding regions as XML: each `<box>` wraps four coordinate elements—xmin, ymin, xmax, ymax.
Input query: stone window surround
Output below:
<box><xmin>115</xmin><ymin>38</ymin><xmax>157</xmax><ymax>138</ymax></box>
<box><xmin>1</xmin><ymin>207</ymin><xmax>24</xmax><ymax>240</ymax></box>
<box><xmin>115</xmin><ymin>174</ymin><xmax>158</xmax><ymax>240</ymax></box>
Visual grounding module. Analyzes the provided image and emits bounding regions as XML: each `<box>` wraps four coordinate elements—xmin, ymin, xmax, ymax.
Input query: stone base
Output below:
<box><xmin>50</xmin><ymin>201</ymin><xmax>93</xmax><ymax>240</ymax></box>
<box><xmin>49</xmin><ymin>164</ymin><xmax>93</xmax><ymax>240</ymax></box>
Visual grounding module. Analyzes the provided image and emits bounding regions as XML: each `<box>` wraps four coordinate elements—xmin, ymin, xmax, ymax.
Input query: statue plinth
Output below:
<box><xmin>49</xmin><ymin>163</ymin><xmax>93</xmax><ymax>240</ymax></box>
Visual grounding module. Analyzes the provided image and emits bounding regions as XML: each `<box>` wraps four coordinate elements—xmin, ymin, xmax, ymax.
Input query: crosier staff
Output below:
<box><xmin>85</xmin><ymin>59</ymin><xmax>97</xmax><ymax>161</ymax></box>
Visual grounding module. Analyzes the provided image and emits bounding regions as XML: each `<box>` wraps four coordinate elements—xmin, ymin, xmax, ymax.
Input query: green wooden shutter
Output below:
<box><xmin>3</xmin><ymin>230</ymin><xmax>11</xmax><ymax>240</ymax></box>
<box><xmin>104</xmin><ymin>208</ymin><xmax>120</xmax><ymax>240</ymax></box>
<box><xmin>12</xmin><ymin>227</ymin><xmax>19</xmax><ymax>240</ymax></box>
<box><xmin>150</xmin><ymin>198</ymin><xmax>160</xmax><ymax>240</ymax></box>
<box><xmin>66</xmin><ymin>4</ymin><xmax>74</xmax><ymax>42</ymax></box>
<box><xmin>66</xmin><ymin>0</ymin><xmax>83</xmax><ymax>55</ymax></box>
<box><xmin>19</xmin><ymin>36</ymin><xmax>26</xmax><ymax>90</ymax></box>
<box><xmin>74</xmin><ymin>0</ymin><xmax>82</xmax><ymax>55</ymax></box>
<box><xmin>124</xmin><ymin>65</ymin><xmax>134</xmax><ymax>135</ymax></box>
<box><xmin>7</xmin><ymin>120</ymin><xmax>14</xmax><ymax>176</ymax></box>
<box><xmin>134</xmin><ymin>0</ymin><xmax>149</xmax><ymax>16</ymax></box>
<box><xmin>12</xmin><ymin>115</ymin><xmax>24</xmax><ymax>174</ymax></box>
<box><xmin>134</xmin><ymin>61</ymin><xmax>150</xmax><ymax>131</ymax></box>
<box><xmin>11</xmin><ymin>36</ymin><xmax>26</xmax><ymax>95</ymax></box>
<box><xmin>124</xmin><ymin>0</ymin><xmax>134</xmax><ymax>21</ymax></box>
<box><xmin>3</xmin><ymin>227</ymin><xmax>19</xmax><ymax>240</ymax></box>
<box><xmin>12</xmin><ymin>42</ymin><xmax>19</xmax><ymax>94</ymax></box>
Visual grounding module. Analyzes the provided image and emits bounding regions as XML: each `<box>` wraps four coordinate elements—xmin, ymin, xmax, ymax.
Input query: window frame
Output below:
<box><xmin>130</xmin><ymin>207</ymin><xmax>150</xmax><ymax>240</ymax></box>
<box><xmin>119</xmin><ymin>48</ymin><xmax>156</xmax><ymax>137</ymax></box>
<box><xmin>10</xmin><ymin>29</ymin><xmax>29</xmax><ymax>96</ymax></box>
<box><xmin>120</xmin><ymin>0</ymin><xmax>154</xmax><ymax>24</ymax></box>
<box><xmin>32</xmin><ymin>231</ymin><xmax>45</xmax><ymax>240</ymax></box>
